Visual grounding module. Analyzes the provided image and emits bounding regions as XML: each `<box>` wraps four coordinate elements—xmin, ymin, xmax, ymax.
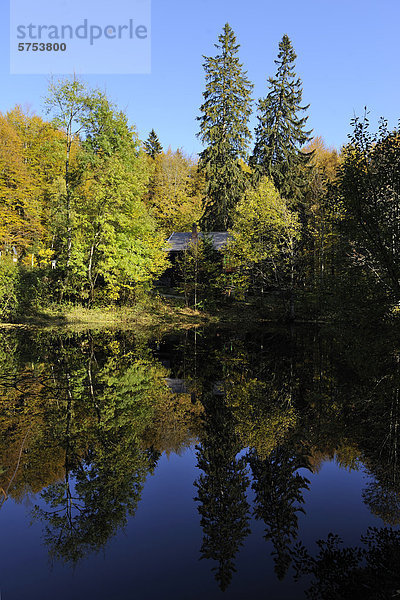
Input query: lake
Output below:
<box><xmin>0</xmin><ymin>323</ymin><xmax>399</xmax><ymax>599</ymax></box>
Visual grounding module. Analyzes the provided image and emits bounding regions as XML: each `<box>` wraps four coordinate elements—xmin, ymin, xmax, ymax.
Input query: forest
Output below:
<box><xmin>2</xmin><ymin>322</ymin><xmax>400</xmax><ymax>597</ymax></box>
<box><xmin>1</xmin><ymin>23</ymin><xmax>399</xmax><ymax>323</ymax></box>
<box><xmin>3</xmin><ymin>21</ymin><xmax>400</xmax><ymax>599</ymax></box>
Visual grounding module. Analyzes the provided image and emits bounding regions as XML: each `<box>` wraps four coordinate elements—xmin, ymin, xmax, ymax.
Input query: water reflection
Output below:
<box><xmin>0</xmin><ymin>324</ymin><xmax>400</xmax><ymax>596</ymax></box>
<box><xmin>195</xmin><ymin>395</ymin><xmax>250</xmax><ymax>591</ymax></box>
<box><xmin>292</xmin><ymin>527</ymin><xmax>400</xmax><ymax>599</ymax></box>
<box><xmin>0</xmin><ymin>329</ymin><xmax>203</xmax><ymax>564</ymax></box>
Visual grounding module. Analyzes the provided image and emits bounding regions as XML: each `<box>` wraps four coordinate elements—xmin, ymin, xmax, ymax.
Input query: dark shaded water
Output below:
<box><xmin>0</xmin><ymin>323</ymin><xmax>400</xmax><ymax>599</ymax></box>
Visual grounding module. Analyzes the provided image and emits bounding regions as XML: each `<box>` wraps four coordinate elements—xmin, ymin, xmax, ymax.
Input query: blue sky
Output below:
<box><xmin>2</xmin><ymin>0</ymin><xmax>400</xmax><ymax>156</ymax></box>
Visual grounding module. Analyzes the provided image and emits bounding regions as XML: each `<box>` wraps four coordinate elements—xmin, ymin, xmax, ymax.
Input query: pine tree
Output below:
<box><xmin>197</xmin><ymin>23</ymin><xmax>253</xmax><ymax>230</ymax></box>
<box><xmin>195</xmin><ymin>394</ymin><xmax>250</xmax><ymax>591</ymax></box>
<box><xmin>252</xmin><ymin>34</ymin><xmax>312</xmax><ymax>201</ymax></box>
<box><xmin>249</xmin><ymin>445</ymin><xmax>310</xmax><ymax>580</ymax></box>
<box><xmin>144</xmin><ymin>129</ymin><xmax>163</xmax><ymax>159</ymax></box>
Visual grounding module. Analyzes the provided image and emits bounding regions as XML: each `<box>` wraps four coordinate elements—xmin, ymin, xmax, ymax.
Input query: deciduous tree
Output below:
<box><xmin>226</xmin><ymin>177</ymin><xmax>300</xmax><ymax>315</ymax></box>
<box><xmin>145</xmin><ymin>148</ymin><xmax>204</xmax><ymax>235</ymax></box>
<box><xmin>338</xmin><ymin>114</ymin><xmax>400</xmax><ymax>302</ymax></box>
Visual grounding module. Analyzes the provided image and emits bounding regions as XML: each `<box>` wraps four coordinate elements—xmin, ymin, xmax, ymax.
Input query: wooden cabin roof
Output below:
<box><xmin>165</xmin><ymin>231</ymin><xmax>231</xmax><ymax>252</ymax></box>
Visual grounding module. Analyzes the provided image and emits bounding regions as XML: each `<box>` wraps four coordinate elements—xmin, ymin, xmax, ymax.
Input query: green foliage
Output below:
<box><xmin>195</xmin><ymin>396</ymin><xmax>250</xmax><ymax>591</ymax></box>
<box><xmin>3</xmin><ymin>319</ymin><xmax>400</xmax><ymax>586</ymax></box>
<box><xmin>44</xmin><ymin>77</ymin><xmax>91</xmax><ymax>270</ymax></box>
<box><xmin>198</xmin><ymin>23</ymin><xmax>253</xmax><ymax>229</ymax></box>
<box><xmin>299</xmin><ymin>137</ymin><xmax>341</xmax><ymax>314</ymax></box>
<box><xmin>226</xmin><ymin>375</ymin><xmax>297</xmax><ymax>459</ymax></box>
<box><xmin>73</xmin><ymin>154</ymin><xmax>167</xmax><ymax>304</ymax></box>
<box><xmin>144</xmin><ymin>128</ymin><xmax>163</xmax><ymax>159</ymax></box>
<box><xmin>249</xmin><ymin>446</ymin><xmax>310</xmax><ymax>580</ymax></box>
<box><xmin>0</xmin><ymin>258</ymin><xmax>19</xmax><ymax>319</ymax></box>
<box><xmin>176</xmin><ymin>235</ymin><xmax>222</xmax><ymax>308</ymax></box>
<box><xmin>338</xmin><ymin>114</ymin><xmax>400</xmax><ymax>303</ymax></box>
<box><xmin>293</xmin><ymin>528</ymin><xmax>400</xmax><ymax>600</ymax></box>
<box><xmin>252</xmin><ymin>34</ymin><xmax>313</xmax><ymax>202</ymax></box>
<box><xmin>225</xmin><ymin>177</ymin><xmax>300</xmax><ymax>301</ymax></box>
<box><xmin>45</xmin><ymin>77</ymin><xmax>167</xmax><ymax>305</ymax></box>
<box><xmin>145</xmin><ymin>148</ymin><xmax>205</xmax><ymax>236</ymax></box>
<box><xmin>0</xmin><ymin>260</ymin><xmax>52</xmax><ymax>320</ymax></box>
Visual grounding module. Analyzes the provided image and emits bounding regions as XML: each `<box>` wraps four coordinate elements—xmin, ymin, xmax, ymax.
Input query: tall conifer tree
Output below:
<box><xmin>144</xmin><ymin>129</ymin><xmax>163</xmax><ymax>159</ymax></box>
<box><xmin>197</xmin><ymin>23</ymin><xmax>253</xmax><ymax>230</ymax></box>
<box><xmin>252</xmin><ymin>35</ymin><xmax>312</xmax><ymax>201</ymax></box>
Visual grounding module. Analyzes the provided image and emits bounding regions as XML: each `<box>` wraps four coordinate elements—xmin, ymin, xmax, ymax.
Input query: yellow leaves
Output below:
<box><xmin>0</xmin><ymin>110</ymin><xmax>62</xmax><ymax>255</ymax></box>
<box><xmin>304</xmin><ymin>136</ymin><xmax>340</xmax><ymax>184</ymax></box>
<box><xmin>145</xmin><ymin>148</ymin><xmax>205</xmax><ymax>235</ymax></box>
<box><xmin>22</xmin><ymin>253</ymin><xmax>35</xmax><ymax>267</ymax></box>
<box><xmin>36</xmin><ymin>248</ymin><xmax>55</xmax><ymax>267</ymax></box>
<box><xmin>20</xmin><ymin>248</ymin><xmax>55</xmax><ymax>268</ymax></box>
<box><xmin>335</xmin><ymin>441</ymin><xmax>361</xmax><ymax>472</ymax></box>
<box><xmin>0</xmin><ymin>97</ymin><xmax>167</xmax><ymax>302</ymax></box>
<box><xmin>142</xmin><ymin>390</ymin><xmax>204</xmax><ymax>454</ymax></box>
<box><xmin>229</xmin><ymin>176</ymin><xmax>300</xmax><ymax>265</ymax></box>
<box><xmin>108</xmin><ymin>340</ymin><xmax>121</xmax><ymax>354</ymax></box>
<box><xmin>226</xmin><ymin>375</ymin><xmax>298</xmax><ymax>460</ymax></box>
<box><xmin>238</xmin><ymin>158</ymin><xmax>252</xmax><ymax>175</ymax></box>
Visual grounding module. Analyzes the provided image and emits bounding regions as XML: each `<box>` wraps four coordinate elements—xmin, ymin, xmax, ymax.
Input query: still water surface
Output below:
<box><xmin>0</xmin><ymin>324</ymin><xmax>399</xmax><ymax>599</ymax></box>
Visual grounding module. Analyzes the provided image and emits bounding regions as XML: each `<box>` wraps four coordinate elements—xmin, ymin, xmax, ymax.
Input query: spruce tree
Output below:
<box><xmin>197</xmin><ymin>23</ymin><xmax>253</xmax><ymax>230</ymax></box>
<box><xmin>252</xmin><ymin>34</ymin><xmax>312</xmax><ymax>201</ymax></box>
<box><xmin>249</xmin><ymin>445</ymin><xmax>310</xmax><ymax>580</ymax></box>
<box><xmin>195</xmin><ymin>394</ymin><xmax>250</xmax><ymax>591</ymax></box>
<box><xmin>144</xmin><ymin>129</ymin><xmax>163</xmax><ymax>159</ymax></box>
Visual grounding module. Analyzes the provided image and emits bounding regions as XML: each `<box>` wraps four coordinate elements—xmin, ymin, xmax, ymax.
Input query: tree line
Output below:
<box><xmin>0</xmin><ymin>23</ymin><xmax>399</xmax><ymax>319</ymax></box>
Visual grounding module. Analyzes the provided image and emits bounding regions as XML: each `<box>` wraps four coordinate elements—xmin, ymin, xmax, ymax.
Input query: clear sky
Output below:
<box><xmin>2</xmin><ymin>0</ymin><xmax>400</xmax><ymax>156</ymax></box>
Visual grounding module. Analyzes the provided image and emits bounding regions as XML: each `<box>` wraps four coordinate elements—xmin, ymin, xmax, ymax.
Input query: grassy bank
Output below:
<box><xmin>2</xmin><ymin>291</ymin><xmax>387</xmax><ymax>331</ymax></box>
<box><xmin>0</xmin><ymin>294</ymin><xmax>281</xmax><ymax>332</ymax></box>
<box><xmin>0</xmin><ymin>296</ymin><xmax>216</xmax><ymax>331</ymax></box>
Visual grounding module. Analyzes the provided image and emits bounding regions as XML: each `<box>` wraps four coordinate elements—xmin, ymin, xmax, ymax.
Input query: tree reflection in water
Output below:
<box><xmin>194</xmin><ymin>394</ymin><xmax>250</xmax><ymax>591</ymax></box>
<box><xmin>0</xmin><ymin>323</ymin><xmax>400</xmax><ymax>594</ymax></box>
<box><xmin>292</xmin><ymin>527</ymin><xmax>400</xmax><ymax>600</ymax></box>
